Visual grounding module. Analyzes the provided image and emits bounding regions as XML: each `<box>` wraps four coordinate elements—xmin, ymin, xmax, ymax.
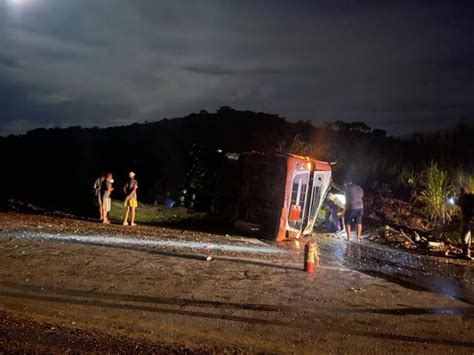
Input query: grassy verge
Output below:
<box><xmin>108</xmin><ymin>200</ymin><xmax>210</xmax><ymax>227</ymax></box>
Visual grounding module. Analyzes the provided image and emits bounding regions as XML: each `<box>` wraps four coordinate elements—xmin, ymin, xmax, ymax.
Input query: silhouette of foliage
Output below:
<box><xmin>0</xmin><ymin>108</ymin><xmax>472</xmax><ymax>217</ymax></box>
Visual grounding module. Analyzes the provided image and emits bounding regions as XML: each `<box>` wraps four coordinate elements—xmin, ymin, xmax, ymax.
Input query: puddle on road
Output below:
<box><xmin>277</xmin><ymin>235</ymin><xmax>474</xmax><ymax>305</ymax></box>
<box><xmin>319</xmin><ymin>236</ymin><xmax>474</xmax><ymax>305</ymax></box>
<box><xmin>0</xmin><ymin>231</ymin><xmax>285</xmax><ymax>255</ymax></box>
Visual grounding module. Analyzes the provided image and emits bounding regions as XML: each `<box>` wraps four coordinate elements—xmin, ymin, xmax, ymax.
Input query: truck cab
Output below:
<box><xmin>234</xmin><ymin>153</ymin><xmax>331</xmax><ymax>241</ymax></box>
<box><xmin>179</xmin><ymin>148</ymin><xmax>332</xmax><ymax>241</ymax></box>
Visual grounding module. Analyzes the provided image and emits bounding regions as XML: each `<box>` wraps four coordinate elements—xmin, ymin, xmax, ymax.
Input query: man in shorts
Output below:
<box><xmin>343</xmin><ymin>178</ymin><xmax>364</xmax><ymax>242</ymax></box>
<box><xmin>123</xmin><ymin>171</ymin><xmax>138</xmax><ymax>226</ymax></box>
<box><xmin>101</xmin><ymin>173</ymin><xmax>114</xmax><ymax>224</ymax></box>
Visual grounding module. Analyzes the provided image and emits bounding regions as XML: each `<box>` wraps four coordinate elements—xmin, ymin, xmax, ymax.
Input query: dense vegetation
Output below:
<box><xmin>0</xmin><ymin>107</ymin><xmax>472</xmax><ymax>229</ymax></box>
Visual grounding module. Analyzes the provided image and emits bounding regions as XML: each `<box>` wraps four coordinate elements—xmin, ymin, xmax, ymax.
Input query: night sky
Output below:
<box><xmin>0</xmin><ymin>0</ymin><xmax>473</xmax><ymax>136</ymax></box>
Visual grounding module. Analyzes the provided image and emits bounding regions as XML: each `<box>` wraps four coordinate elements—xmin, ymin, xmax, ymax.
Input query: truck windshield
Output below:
<box><xmin>288</xmin><ymin>172</ymin><xmax>309</xmax><ymax>230</ymax></box>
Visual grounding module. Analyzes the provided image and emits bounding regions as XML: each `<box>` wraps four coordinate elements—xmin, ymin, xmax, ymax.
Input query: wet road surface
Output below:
<box><xmin>314</xmin><ymin>234</ymin><xmax>474</xmax><ymax>306</ymax></box>
<box><xmin>1</xmin><ymin>217</ymin><xmax>473</xmax><ymax>308</ymax></box>
<box><xmin>0</xmin><ymin>212</ymin><xmax>473</xmax><ymax>353</ymax></box>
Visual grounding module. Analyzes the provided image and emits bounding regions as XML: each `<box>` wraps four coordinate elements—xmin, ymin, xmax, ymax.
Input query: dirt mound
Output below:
<box><xmin>364</xmin><ymin>184</ymin><xmax>434</xmax><ymax>232</ymax></box>
<box><xmin>361</xmin><ymin>184</ymin><xmax>467</xmax><ymax>258</ymax></box>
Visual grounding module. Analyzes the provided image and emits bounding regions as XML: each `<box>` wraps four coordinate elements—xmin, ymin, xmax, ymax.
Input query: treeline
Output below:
<box><xmin>287</xmin><ymin>120</ymin><xmax>474</xmax><ymax>185</ymax></box>
<box><xmin>0</xmin><ymin>106</ymin><xmax>472</xmax><ymax>215</ymax></box>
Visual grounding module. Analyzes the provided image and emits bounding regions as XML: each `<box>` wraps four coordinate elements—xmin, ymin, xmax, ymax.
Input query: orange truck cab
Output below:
<box><xmin>179</xmin><ymin>149</ymin><xmax>332</xmax><ymax>241</ymax></box>
<box><xmin>233</xmin><ymin>152</ymin><xmax>332</xmax><ymax>241</ymax></box>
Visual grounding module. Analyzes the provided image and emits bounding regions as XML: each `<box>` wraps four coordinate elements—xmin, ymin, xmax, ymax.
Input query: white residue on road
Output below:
<box><xmin>0</xmin><ymin>231</ymin><xmax>285</xmax><ymax>254</ymax></box>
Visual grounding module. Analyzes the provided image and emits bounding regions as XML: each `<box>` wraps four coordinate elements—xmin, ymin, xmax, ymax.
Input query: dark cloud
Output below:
<box><xmin>0</xmin><ymin>74</ymin><xmax>133</xmax><ymax>134</ymax></box>
<box><xmin>0</xmin><ymin>0</ymin><xmax>473</xmax><ymax>136</ymax></box>
<box><xmin>182</xmin><ymin>65</ymin><xmax>293</xmax><ymax>76</ymax></box>
<box><xmin>0</xmin><ymin>54</ymin><xmax>23</xmax><ymax>70</ymax></box>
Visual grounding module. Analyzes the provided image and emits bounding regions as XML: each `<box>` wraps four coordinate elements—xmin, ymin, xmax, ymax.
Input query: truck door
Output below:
<box><xmin>303</xmin><ymin>170</ymin><xmax>331</xmax><ymax>235</ymax></box>
<box><xmin>286</xmin><ymin>171</ymin><xmax>310</xmax><ymax>234</ymax></box>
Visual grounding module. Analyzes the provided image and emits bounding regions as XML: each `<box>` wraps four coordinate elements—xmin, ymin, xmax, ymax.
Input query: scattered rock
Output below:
<box><xmin>414</xmin><ymin>231</ymin><xmax>421</xmax><ymax>242</ymax></box>
<box><xmin>428</xmin><ymin>241</ymin><xmax>444</xmax><ymax>248</ymax></box>
<box><xmin>349</xmin><ymin>287</ymin><xmax>366</xmax><ymax>293</ymax></box>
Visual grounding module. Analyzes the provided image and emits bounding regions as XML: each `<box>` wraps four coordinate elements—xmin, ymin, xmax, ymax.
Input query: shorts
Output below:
<box><xmin>344</xmin><ymin>208</ymin><xmax>363</xmax><ymax>225</ymax></box>
<box><xmin>103</xmin><ymin>197</ymin><xmax>111</xmax><ymax>212</ymax></box>
<box><xmin>125</xmin><ymin>198</ymin><xmax>138</xmax><ymax>208</ymax></box>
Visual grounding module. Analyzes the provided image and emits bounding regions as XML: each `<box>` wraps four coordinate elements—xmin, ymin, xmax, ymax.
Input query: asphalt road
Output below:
<box><xmin>0</xmin><ymin>213</ymin><xmax>473</xmax><ymax>353</ymax></box>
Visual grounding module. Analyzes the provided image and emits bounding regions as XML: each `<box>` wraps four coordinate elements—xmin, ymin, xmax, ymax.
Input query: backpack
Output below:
<box><xmin>93</xmin><ymin>177</ymin><xmax>104</xmax><ymax>196</ymax></box>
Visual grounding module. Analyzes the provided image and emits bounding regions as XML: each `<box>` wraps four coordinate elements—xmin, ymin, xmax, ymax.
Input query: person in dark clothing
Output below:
<box><xmin>324</xmin><ymin>200</ymin><xmax>338</xmax><ymax>233</ymax></box>
<box><xmin>324</xmin><ymin>193</ymin><xmax>344</xmax><ymax>233</ymax></box>
<box><xmin>457</xmin><ymin>186</ymin><xmax>473</xmax><ymax>260</ymax></box>
<box><xmin>93</xmin><ymin>173</ymin><xmax>105</xmax><ymax>221</ymax></box>
<box><xmin>343</xmin><ymin>178</ymin><xmax>364</xmax><ymax>242</ymax></box>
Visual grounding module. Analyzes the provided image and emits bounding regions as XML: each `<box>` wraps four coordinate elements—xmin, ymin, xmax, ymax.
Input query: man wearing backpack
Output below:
<box><xmin>93</xmin><ymin>173</ymin><xmax>105</xmax><ymax>221</ymax></box>
<box><xmin>123</xmin><ymin>171</ymin><xmax>138</xmax><ymax>226</ymax></box>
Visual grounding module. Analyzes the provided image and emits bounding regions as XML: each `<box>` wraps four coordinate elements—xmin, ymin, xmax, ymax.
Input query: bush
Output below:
<box><xmin>420</xmin><ymin>162</ymin><xmax>456</xmax><ymax>226</ymax></box>
<box><xmin>396</xmin><ymin>165</ymin><xmax>420</xmax><ymax>187</ymax></box>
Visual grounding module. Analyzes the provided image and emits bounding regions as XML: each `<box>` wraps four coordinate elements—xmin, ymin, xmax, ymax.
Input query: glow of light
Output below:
<box><xmin>0</xmin><ymin>231</ymin><xmax>286</xmax><ymax>254</ymax></box>
<box><xmin>334</xmin><ymin>194</ymin><xmax>346</xmax><ymax>206</ymax></box>
<box><xmin>447</xmin><ymin>197</ymin><xmax>455</xmax><ymax>206</ymax></box>
<box><xmin>8</xmin><ymin>0</ymin><xmax>36</xmax><ymax>6</ymax></box>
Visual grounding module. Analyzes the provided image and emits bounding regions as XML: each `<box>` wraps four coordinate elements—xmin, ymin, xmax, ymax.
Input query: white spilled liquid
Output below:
<box><xmin>0</xmin><ymin>231</ymin><xmax>285</xmax><ymax>254</ymax></box>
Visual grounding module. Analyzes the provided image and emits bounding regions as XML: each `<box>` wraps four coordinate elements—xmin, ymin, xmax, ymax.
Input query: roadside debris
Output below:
<box><xmin>349</xmin><ymin>287</ymin><xmax>366</xmax><ymax>293</ymax></box>
<box><xmin>7</xmin><ymin>199</ymin><xmax>45</xmax><ymax>213</ymax></box>
<box><xmin>368</xmin><ymin>225</ymin><xmax>464</xmax><ymax>258</ymax></box>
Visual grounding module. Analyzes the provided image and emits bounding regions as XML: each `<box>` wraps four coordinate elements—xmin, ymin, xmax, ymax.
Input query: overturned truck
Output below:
<box><xmin>179</xmin><ymin>148</ymin><xmax>332</xmax><ymax>241</ymax></box>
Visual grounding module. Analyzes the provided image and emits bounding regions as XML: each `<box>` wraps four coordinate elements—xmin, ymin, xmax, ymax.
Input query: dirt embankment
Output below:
<box><xmin>363</xmin><ymin>184</ymin><xmax>433</xmax><ymax>232</ymax></box>
<box><xmin>362</xmin><ymin>184</ymin><xmax>467</xmax><ymax>258</ymax></box>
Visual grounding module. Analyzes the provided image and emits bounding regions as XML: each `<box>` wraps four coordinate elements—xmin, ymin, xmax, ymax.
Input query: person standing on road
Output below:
<box><xmin>123</xmin><ymin>171</ymin><xmax>138</xmax><ymax>226</ymax></box>
<box><xmin>101</xmin><ymin>173</ymin><xmax>114</xmax><ymax>224</ymax></box>
<box><xmin>93</xmin><ymin>173</ymin><xmax>105</xmax><ymax>221</ymax></box>
<box><xmin>343</xmin><ymin>178</ymin><xmax>364</xmax><ymax>242</ymax></box>
<box><xmin>457</xmin><ymin>185</ymin><xmax>473</xmax><ymax>260</ymax></box>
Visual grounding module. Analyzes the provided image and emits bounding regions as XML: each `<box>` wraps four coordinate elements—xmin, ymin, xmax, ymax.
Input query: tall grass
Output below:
<box><xmin>456</xmin><ymin>173</ymin><xmax>474</xmax><ymax>192</ymax></box>
<box><xmin>420</xmin><ymin>162</ymin><xmax>456</xmax><ymax>226</ymax></box>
